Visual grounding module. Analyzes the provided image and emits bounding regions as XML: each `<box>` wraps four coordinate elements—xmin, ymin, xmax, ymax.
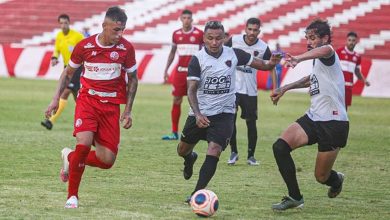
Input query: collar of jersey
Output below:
<box><xmin>205</xmin><ymin>47</ymin><xmax>223</xmax><ymax>59</ymax></box>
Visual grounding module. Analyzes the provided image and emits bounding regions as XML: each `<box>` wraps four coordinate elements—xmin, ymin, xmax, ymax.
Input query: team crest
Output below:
<box><xmin>179</xmin><ymin>37</ymin><xmax>183</xmax><ymax>41</ymax></box>
<box><xmin>254</xmin><ymin>51</ymin><xmax>259</xmax><ymax>56</ymax></box>
<box><xmin>110</xmin><ymin>51</ymin><xmax>119</xmax><ymax>61</ymax></box>
<box><xmin>225</xmin><ymin>60</ymin><xmax>232</xmax><ymax>67</ymax></box>
<box><xmin>75</xmin><ymin>118</ymin><xmax>82</xmax><ymax>127</ymax></box>
<box><xmin>190</xmin><ymin>36</ymin><xmax>196</xmax><ymax>42</ymax></box>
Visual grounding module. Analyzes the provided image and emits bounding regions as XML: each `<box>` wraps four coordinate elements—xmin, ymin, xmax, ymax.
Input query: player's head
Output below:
<box><xmin>180</xmin><ymin>9</ymin><xmax>193</xmax><ymax>29</ymax></box>
<box><xmin>58</xmin><ymin>14</ymin><xmax>70</xmax><ymax>34</ymax></box>
<box><xmin>305</xmin><ymin>19</ymin><xmax>332</xmax><ymax>51</ymax></box>
<box><xmin>102</xmin><ymin>6</ymin><xmax>127</xmax><ymax>45</ymax></box>
<box><xmin>203</xmin><ymin>21</ymin><xmax>225</xmax><ymax>55</ymax></box>
<box><xmin>346</xmin><ymin>31</ymin><xmax>358</xmax><ymax>51</ymax></box>
<box><xmin>245</xmin><ymin>18</ymin><xmax>261</xmax><ymax>43</ymax></box>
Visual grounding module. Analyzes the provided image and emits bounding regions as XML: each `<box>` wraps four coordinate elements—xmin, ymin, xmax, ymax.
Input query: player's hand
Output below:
<box><xmin>270</xmin><ymin>87</ymin><xmax>285</xmax><ymax>105</ymax></box>
<box><xmin>365</xmin><ymin>80</ymin><xmax>370</xmax><ymax>86</ymax></box>
<box><xmin>120</xmin><ymin>111</ymin><xmax>133</xmax><ymax>129</ymax></box>
<box><xmin>51</xmin><ymin>58</ymin><xmax>59</xmax><ymax>67</ymax></box>
<box><xmin>163</xmin><ymin>72</ymin><xmax>169</xmax><ymax>84</ymax></box>
<box><xmin>45</xmin><ymin>99</ymin><xmax>59</xmax><ymax>119</ymax></box>
<box><xmin>195</xmin><ymin>113</ymin><xmax>210</xmax><ymax>128</ymax></box>
<box><xmin>269</xmin><ymin>53</ymin><xmax>282</xmax><ymax>65</ymax></box>
<box><xmin>285</xmin><ymin>53</ymin><xmax>299</xmax><ymax>68</ymax></box>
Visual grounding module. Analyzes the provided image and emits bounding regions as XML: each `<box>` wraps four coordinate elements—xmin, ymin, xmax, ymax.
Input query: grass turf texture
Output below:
<box><xmin>0</xmin><ymin>77</ymin><xmax>389</xmax><ymax>219</ymax></box>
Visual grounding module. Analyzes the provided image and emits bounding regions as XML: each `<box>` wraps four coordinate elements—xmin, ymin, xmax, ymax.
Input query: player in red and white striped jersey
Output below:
<box><xmin>45</xmin><ymin>7</ymin><xmax>138</xmax><ymax>208</ymax></box>
<box><xmin>336</xmin><ymin>32</ymin><xmax>370</xmax><ymax>109</ymax></box>
<box><xmin>162</xmin><ymin>9</ymin><xmax>203</xmax><ymax>140</ymax></box>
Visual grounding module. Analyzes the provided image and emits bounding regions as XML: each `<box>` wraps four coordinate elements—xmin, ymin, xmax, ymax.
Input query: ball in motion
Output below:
<box><xmin>190</xmin><ymin>189</ymin><xmax>219</xmax><ymax>217</ymax></box>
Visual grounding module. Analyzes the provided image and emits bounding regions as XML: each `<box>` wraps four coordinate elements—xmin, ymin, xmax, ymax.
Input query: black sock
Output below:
<box><xmin>183</xmin><ymin>151</ymin><xmax>193</xmax><ymax>162</ymax></box>
<box><xmin>230</xmin><ymin>114</ymin><xmax>238</xmax><ymax>154</ymax></box>
<box><xmin>324</xmin><ymin>170</ymin><xmax>341</xmax><ymax>188</ymax></box>
<box><xmin>246</xmin><ymin>120</ymin><xmax>257</xmax><ymax>158</ymax></box>
<box><xmin>273</xmin><ymin>138</ymin><xmax>302</xmax><ymax>200</ymax></box>
<box><xmin>192</xmin><ymin>155</ymin><xmax>219</xmax><ymax>194</ymax></box>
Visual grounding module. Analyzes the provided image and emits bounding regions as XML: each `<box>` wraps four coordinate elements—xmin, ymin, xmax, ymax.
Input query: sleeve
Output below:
<box><xmin>233</xmin><ymin>48</ymin><xmax>253</xmax><ymax>66</ymax></box>
<box><xmin>187</xmin><ymin>56</ymin><xmax>201</xmax><ymax>81</ymax></box>
<box><xmin>68</xmin><ymin>42</ymin><xmax>83</xmax><ymax>68</ymax></box>
<box><xmin>53</xmin><ymin>33</ymin><xmax>60</xmax><ymax>58</ymax></box>
<box><xmin>262</xmin><ymin>46</ymin><xmax>271</xmax><ymax>60</ymax></box>
<box><xmin>125</xmin><ymin>44</ymin><xmax>137</xmax><ymax>73</ymax></box>
<box><xmin>224</xmin><ymin>37</ymin><xmax>232</xmax><ymax>47</ymax></box>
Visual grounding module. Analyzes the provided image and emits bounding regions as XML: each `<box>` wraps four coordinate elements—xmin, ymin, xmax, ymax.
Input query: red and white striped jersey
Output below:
<box><xmin>336</xmin><ymin>46</ymin><xmax>361</xmax><ymax>87</ymax></box>
<box><xmin>69</xmin><ymin>34</ymin><xmax>137</xmax><ymax>104</ymax></box>
<box><xmin>172</xmin><ymin>27</ymin><xmax>203</xmax><ymax>72</ymax></box>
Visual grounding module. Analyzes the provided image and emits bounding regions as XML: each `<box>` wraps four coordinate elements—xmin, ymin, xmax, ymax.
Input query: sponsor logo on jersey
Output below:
<box><xmin>91</xmin><ymin>51</ymin><xmax>97</xmax><ymax>56</ymax></box>
<box><xmin>75</xmin><ymin>118</ymin><xmax>82</xmax><ymax>127</ymax></box>
<box><xmin>194</xmin><ymin>30</ymin><xmax>199</xmax><ymax>34</ymax></box>
<box><xmin>332</xmin><ymin>110</ymin><xmax>339</xmax><ymax>115</ymax></box>
<box><xmin>110</xmin><ymin>51</ymin><xmax>119</xmax><ymax>61</ymax></box>
<box><xmin>116</xmin><ymin>44</ymin><xmax>126</xmax><ymax>50</ymax></box>
<box><xmin>203</xmin><ymin>75</ymin><xmax>231</xmax><ymax>94</ymax></box>
<box><xmin>309</xmin><ymin>74</ymin><xmax>320</xmax><ymax>96</ymax></box>
<box><xmin>84</xmin><ymin>43</ymin><xmax>95</xmax><ymax>48</ymax></box>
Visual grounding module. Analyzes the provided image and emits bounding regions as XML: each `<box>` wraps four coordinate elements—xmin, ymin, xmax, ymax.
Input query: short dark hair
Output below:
<box><xmin>204</xmin><ymin>20</ymin><xmax>224</xmax><ymax>32</ymax></box>
<box><xmin>105</xmin><ymin>6</ymin><xmax>127</xmax><ymax>23</ymax></box>
<box><xmin>347</xmin><ymin>31</ymin><xmax>358</xmax><ymax>38</ymax></box>
<box><xmin>182</xmin><ymin>9</ymin><xmax>192</xmax><ymax>15</ymax></box>
<box><xmin>246</xmin><ymin>17</ymin><xmax>261</xmax><ymax>26</ymax></box>
<box><xmin>58</xmin><ymin>14</ymin><xmax>70</xmax><ymax>22</ymax></box>
<box><xmin>306</xmin><ymin>18</ymin><xmax>332</xmax><ymax>43</ymax></box>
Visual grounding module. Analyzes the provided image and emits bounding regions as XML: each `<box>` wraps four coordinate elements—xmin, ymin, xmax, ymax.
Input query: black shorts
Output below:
<box><xmin>180</xmin><ymin>113</ymin><xmax>234</xmax><ymax>150</ymax></box>
<box><xmin>236</xmin><ymin>93</ymin><xmax>257</xmax><ymax>120</ymax></box>
<box><xmin>67</xmin><ymin>66</ymin><xmax>83</xmax><ymax>92</ymax></box>
<box><xmin>296</xmin><ymin>114</ymin><xmax>349</xmax><ymax>152</ymax></box>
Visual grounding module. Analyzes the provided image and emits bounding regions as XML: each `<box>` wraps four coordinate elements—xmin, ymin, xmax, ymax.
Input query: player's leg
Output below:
<box><xmin>345</xmin><ymin>87</ymin><xmax>352</xmax><ymax>111</ymax></box>
<box><xmin>227</xmin><ymin>112</ymin><xmax>239</xmax><ymax>165</ymax></box>
<box><xmin>243</xmin><ymin>95</ymin><xmax>258</xmax><ymax>165</ymax></box>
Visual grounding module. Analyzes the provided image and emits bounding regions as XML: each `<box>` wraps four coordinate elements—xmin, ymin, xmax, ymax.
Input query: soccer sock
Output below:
<box><xmin>68</xmin><ymin>144</ymin><xmax>90</xmax><ymax>199</ymax></box>
<box><xmin>193</xmin><ymin>155</ymin><xmax>219</xmax><ymax>194</ymax></box>
<box><xmin>183</xmin><ymin>151</ymin><xmax>194</xmax><ymax>162</ymax></box>
<box><xmin>246</xmin><ymin>120</ymin><xmax>257</xmax><ymax>158</ymax></box>
<box><xmin>49</xmin><ymin>98</ymin><xmax>68</xmax><ymax>123</ymax></box>
<box><xmin>230</xmin><ymin>114</ymin><xmax>238</xmax><ymax>153</ymax></box>
<box><xmin>273</xmin><ymin>138</ymin><xmax>302</xmax><ymax>200</ymax></box>
<box><xmin>324</xmin><ymin>170</ymin><xmax>342</xmax><ymax>188</ymax></box>
<box><xmin>85</xmin><ymin>151</ymin><xmax>113</xmax><ymax>169</ymax></box>
<box><xmin>171</xmin><ymin>103</ymin><xmax>181</xmax><ymax>133</ymax></box>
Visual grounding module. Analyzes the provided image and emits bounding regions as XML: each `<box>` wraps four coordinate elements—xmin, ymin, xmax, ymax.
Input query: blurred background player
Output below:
<box><xmin>336</xmin><ymin>31</ymin><xmax>370</xmax><ymax>110</ymax></box>
<box><xmin>224</xmin><ymin>18</ymin><xmax>277</xmax><ymax>166</ymax></box>
<box><xmin>45</xmin><ymin>7</ymin><xmax>138</xmax><ymax>208</ymax></box>
<box><xmin>270</xmin><ymin>19</ymin><xmax>349</xmax><ymax>211</ymax></box>
<box><xmin>41</xmin><ymin>14</ymin><xmax>84</xmax><ymax>130</ymax></box>
<box><xmin>162</xmin><ymin>9</ymin><xmax>203</xmax><ymax>140</ymax></box>
<box><xmin>177</xmin><ymin>20</ymin><xmax>280</xmax><ymax>203</ymax></box>
<box><xmin>266</xmin><ymin>42</ymin><xmax>285</xmax><ymax>90</ymax></box>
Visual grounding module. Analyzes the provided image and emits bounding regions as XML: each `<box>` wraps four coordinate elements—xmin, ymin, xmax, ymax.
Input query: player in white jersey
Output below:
<box><xmin>224</xmin><ymin>17</ymin><xmax>277</xmax><ymax>166</ymax></box>
<box><xmin>175</xmin><ymin>20</ymin><xmax>281</xmax><ymax>203</ymax></box>
<box><xmin>270</xmin><ymin>19</ymin><xmax>349</xmax><ymax>211</ymax></box>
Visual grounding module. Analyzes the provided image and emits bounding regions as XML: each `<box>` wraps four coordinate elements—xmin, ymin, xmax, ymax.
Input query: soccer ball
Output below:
<box><xmin>190</xmin><ymin>189</ymin><xmax>219</xmax><ymax>217</ymax></box>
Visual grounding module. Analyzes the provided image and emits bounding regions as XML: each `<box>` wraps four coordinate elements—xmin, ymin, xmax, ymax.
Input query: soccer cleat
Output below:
<box><xmin>60</xmin><ymin>148</ymin><xmax>72</xmax><ymax>182</ymax></box>
<box><xmin>65</xmin><ymin>196</ymin><xmax>78</xmax><ymax>208</ymax></box>
<box><xmin>227</xmin><ymin>152</ymin><xmax>239</xmax><ymax>165</ymax></box>
<box><xmin>41</xmin><ymin>119</ymin><xmax>53</xmax><ymax>130</ymax></box>
<box><xmin>247</xmin><ymin>156</ymin><xmax>260</xmax><ymax>166</ymax></box>
<box><xmin>162</xmin><ymin>132</ymin><xmax>179</xmax><ymax>140</ymax></box>
<box><xmin>328</xmin><ymin>172</ymin><xmax>345</xmax><ymax>198</ymax></box>
<box><xmin>272</xmin><ymin>195</ymin><xmax>304</xmax><ymax>211</ymax></box>
<box><xmin>183</xmin><ymin>152</ymin><xmax>198</xmax><ymax>180</ymax></box>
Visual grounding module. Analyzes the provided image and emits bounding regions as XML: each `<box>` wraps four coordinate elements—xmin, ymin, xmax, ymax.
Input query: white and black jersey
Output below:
<box><xmin>307</xmin><ymin>45</ymin><xmax>348</xmax><ymax>122</ymax></box>
<box><xmin>225</xmin><ymin>35</ymin><xmax>271</xmax><ymax>96</ymax></box>
<box><xmin>187</xmin><ymin>46</ymin><xmax>253</xmax><ymax>116</ymax></box>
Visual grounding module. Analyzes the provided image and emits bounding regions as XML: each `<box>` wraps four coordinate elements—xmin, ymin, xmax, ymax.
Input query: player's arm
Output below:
<box><xmin>270</xmin><ymin>75</ymin><xmax>310</xmax><ymax>105</ymax></box>
<box><xmin>187</xmin><ymin>56</ymin><xmax>210</xmax><ymax>128</ymax></box>
<box><xmin>354</xmin><ymin>65</ymin><xmax>370</xmax><ymax>86</ymax></box>
<box><xmin>286</xmin><ymin>45</ymin><xmax>333</xmax><ymax>68</ymax></box>
<box><xmin>45</xmin><ymin>66</ymin><xmax>77</xmax><ymax>118</ymax></box>
<box><xmin>264</xmin><ymin>47</ymin><xmax>278</xmax><ymax>89</ymax></box>
<box><xmin>121</xmin><ymin>70</ymin><xmax>139</xmax><ymax>129</ymax></box>
<box><xmin>51</xmin><ymin>34</ymin><xmax>61</xmax><ymax>66</ymax></box>
<box><xmin>164</xmin><ymin>44</ymin><xmax>177</xmax><ymax>83</ymax></box>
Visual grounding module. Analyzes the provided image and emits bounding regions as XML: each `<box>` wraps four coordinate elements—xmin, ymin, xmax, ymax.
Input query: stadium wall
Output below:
<box><xmin>0</xmin><ymin>45</ymin><xmax>388</xmax><ymax>98</ymax></box>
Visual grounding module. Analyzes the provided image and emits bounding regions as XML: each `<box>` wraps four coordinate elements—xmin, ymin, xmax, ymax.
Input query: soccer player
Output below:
<box><xmin>225</xmin><ymin>17</ymin><xmax>277</xmax><ymax>166</ymax></box>
<box><xmin>266</xmin><ymin>42</ymin><xmax>284</xmax><ymax>90</ymax></box>
<box><xmin>41</xmin><ymin>14</ymin><xmax>84</xmax><ymax>130</ymax></box>
<box><xmin>45</xmin><ymin>7</ymin><xmax>138</xmax><ymax>208</ymax></box>
<box><xmin>162</xmin><ymin>9</ymin><xmax>203</xmax><ymax>140</ymax></box>
<box><xmin>270</xmin><ymin>19</ymin><xmax>349</xmax><ymax>211</ymax></box>
<box><xmin>336</xmin><ymin>31</ymin><xmax>370</xmax><ymax>110</ymax></box>
<box><xmin>177</xmin><ymin>21</ymin><xmax>281</xmax><ymax>203</ymax></box>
